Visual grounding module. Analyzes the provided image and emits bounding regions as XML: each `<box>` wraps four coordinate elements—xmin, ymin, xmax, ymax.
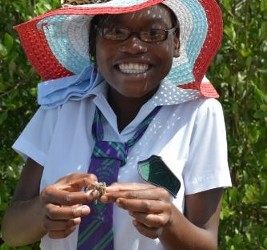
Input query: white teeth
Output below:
<box><xmin>118</xmin><ymin>63</ymin><xmax>149</xmax><ymax>74</ymax></box>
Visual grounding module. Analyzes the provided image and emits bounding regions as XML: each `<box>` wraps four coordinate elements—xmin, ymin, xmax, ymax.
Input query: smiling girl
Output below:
<box><xmin>2</xmin><ymin>1</ymin><xmax>231</xmax><ymax>249</ymax></box>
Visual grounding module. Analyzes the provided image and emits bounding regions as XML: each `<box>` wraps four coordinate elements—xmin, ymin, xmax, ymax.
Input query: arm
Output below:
<box><xmin>101</xmin><ymin>183</ymin><xmax>223</xmax><ymax>250</ymax></box>
<box><xmin>2</xmin><ymin>158</ymin><xmax>98</xmax><ymax>247</ymax></box>
<box><xmin>2</xmin><ymin>158</ymin><xmax>45</xmax><ymax>246</ymax></box>
<box><xmin>160</xmin><ymin>187</ymin><xmax>223</xmax><ymax>250</ymax></box>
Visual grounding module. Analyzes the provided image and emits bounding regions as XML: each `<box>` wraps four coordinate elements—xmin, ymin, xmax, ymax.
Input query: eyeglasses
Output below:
<box><xmin>96</xmin><ymin>26</ymin><xmax>177</xmax><ymax>43</ymax></box>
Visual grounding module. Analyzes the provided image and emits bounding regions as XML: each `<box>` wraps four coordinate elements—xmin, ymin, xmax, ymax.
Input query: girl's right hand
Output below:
<box><xmin>40</xmin><ymin>173</ymin><xmax>98</xmax><ymax>239</ymax></box>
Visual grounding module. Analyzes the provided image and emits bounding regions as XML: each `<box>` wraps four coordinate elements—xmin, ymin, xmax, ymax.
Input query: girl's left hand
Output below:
<box><xmin>100</xmin><ymin>183</ymin><xmax>174</xmax><ymax>239</ymax></box>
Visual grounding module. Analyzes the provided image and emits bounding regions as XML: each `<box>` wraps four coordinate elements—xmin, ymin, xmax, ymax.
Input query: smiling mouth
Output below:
<box><xmin>118</xmin><ymin>63</ymin><xmax>149</xmax><ymax>74</ymax></box>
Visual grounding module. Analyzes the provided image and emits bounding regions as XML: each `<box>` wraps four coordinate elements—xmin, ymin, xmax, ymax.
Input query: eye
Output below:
<box><xmin>141</xmin><ymin>29</ymin><xmax>166</xmax><ymax>42</ymax></box>
<box><xmin>101</xmin><ymin>27</ymin><xmax>129</xmax><ymax>40</ymax></box>
<box><xmin>150</xmin><ymin>29</ymin><xmax>165</xmax><ymax>38</ymax></box>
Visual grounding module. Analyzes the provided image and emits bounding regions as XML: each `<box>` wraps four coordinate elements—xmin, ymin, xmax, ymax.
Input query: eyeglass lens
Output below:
<box><xmin>97</xmin><ymin>27</ymin><xmax>176</xmax><ymax>43</ymax></box>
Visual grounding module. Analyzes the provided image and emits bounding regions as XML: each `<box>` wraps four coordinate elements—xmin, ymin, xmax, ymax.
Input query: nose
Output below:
<box><xmin>119</xmin><ymin>36</ymin><xmax>148</xmax><ymax>54</ymax></box>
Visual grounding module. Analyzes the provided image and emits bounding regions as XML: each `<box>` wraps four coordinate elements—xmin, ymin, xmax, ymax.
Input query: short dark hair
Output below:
<box><xmin>89</xmin><ymin>14</ymin><xmax>117</xmax><ymax>60</ymax></box>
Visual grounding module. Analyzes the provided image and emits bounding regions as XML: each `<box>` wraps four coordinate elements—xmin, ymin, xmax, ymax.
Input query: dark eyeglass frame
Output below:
<box><xmin>95</xmin><ymin>26</ymin><xmax>178</xmax><ymax>43</ymax></box>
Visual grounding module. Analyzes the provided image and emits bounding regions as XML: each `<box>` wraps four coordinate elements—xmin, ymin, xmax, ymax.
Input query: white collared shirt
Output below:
<box><xmin>13</xmin><ymin>80</ymin><xmax>231</xmax><ymax>250</ymax></box>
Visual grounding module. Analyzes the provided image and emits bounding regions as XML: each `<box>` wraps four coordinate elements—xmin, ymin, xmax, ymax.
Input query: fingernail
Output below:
<box><xmin>73</xmin><ymin>217</ymin><xmax>81</xmax><ymax>224</ymax></box>
<box><xmin>81</xmin><ymin>205</ymin><xmax>89</xmax><ymax>212</ymax></box>
<box><xmin>75</xmin><ymin>205</ymin><xmax>89</xmax><ymax>214</ymax></box>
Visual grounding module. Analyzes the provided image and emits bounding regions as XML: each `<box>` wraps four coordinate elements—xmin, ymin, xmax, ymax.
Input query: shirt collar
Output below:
<box><xmin>91</xmin><ymin>79</ymin><xmax>202</xmax><ymax>134</ymax></box>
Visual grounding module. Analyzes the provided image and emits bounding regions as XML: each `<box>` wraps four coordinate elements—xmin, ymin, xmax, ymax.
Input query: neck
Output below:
<box><xmin>107</xmin><ymin>87</ymin><xmax>156</xmax><ymax>131</ymax></box>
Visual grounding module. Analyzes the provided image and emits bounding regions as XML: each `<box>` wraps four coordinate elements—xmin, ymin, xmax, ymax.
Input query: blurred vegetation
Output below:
<box><xmin>0</xmin><ymin>0</ymin><xmax>266</xmax><ymax>249</ymax></box>
<box><xmin>213</xmin><ymin>0</ymin><xmax>267</xmax><ymax>249</ymax></box>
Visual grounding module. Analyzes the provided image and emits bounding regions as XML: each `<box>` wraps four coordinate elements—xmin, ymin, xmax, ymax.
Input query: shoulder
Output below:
<box><xmin>197</xmin><ymin>98</ymin><xmax>223</xmax><ymax>110</ymax></box>
<box><xmin>197</xmin><ymin>98</ymin><xmax>224</xmax><ymax>118</ymax></box>
<box><xmin>183</xmin><ymin>97</ymin><xmax>223</xmax><ymax>112</ymax></box>
<box><xmin>23</xmin><ymin>98</ymin><xmax>96</xmax><ymax>139</ymax></box>
<box><xmin>174</xmin><ymin>98</ymin><xmax>226</xmax><ymax>135</ymax></box>
<box><xmin>168</xmin><ymin>97</ymin><xmax>224</xmax><ymax>122</ymax></box>
<box><xmin>187</xmin><ymin>98</ymin><xmax>224</xmax><ymax>121</ymax></box>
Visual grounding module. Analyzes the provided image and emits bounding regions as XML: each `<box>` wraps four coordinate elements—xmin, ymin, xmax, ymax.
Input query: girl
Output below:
<box><xmin>2</xmin><ymin>0</ymin><xmax>231</xmax><ymax>249</ymax></box>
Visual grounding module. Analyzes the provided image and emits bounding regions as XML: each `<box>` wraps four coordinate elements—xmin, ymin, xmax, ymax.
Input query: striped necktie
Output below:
<box><xmin>77</xmin><ymin>106</ymin><xmax>161</xmax><ymax>250</ymax></box>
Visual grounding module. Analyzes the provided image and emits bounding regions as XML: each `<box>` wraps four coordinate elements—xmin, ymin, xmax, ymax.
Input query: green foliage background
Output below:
<box><xmin>0</xmin><ymin>0</ymin><xmax>266</xmax><ymax>249</ymax></box>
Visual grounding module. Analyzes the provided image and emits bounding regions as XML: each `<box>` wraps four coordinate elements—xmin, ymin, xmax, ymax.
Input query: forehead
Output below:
<box><xmin>101</xmin><ymin>4</ymin><xmax>173</xmax><ymax>26</ymax></box>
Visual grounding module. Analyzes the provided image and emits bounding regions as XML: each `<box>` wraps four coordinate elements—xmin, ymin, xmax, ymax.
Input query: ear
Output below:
<box><xmin>173</xmin><ymin>36</ymin><xmax>180</xmax><ymax>58</ymax></box>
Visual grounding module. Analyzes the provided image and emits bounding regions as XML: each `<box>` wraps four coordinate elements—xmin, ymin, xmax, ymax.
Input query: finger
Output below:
<box><xmin>106</xmin><ymin>182</ymin><xmax>155</xmax><ymax>192</ymax></box>
<box><xmin>101</xmin><ymin>183</ymin><xmax>153</xmax><ymax>203</ymax></box>
<box><xmin>130</xmin><ymin>210</ymin><xmax>169</xmax><ymax>228</ymax></box>
<box><xmin>105</xmin><ymin>186</ymin><xmax>171</xmax><ymax>202</ymax></box>
<box><xmin>45</xmin><ymin>204</ymin><xmax>90</xmax><ymax>220</ymax></box>
<box><xmin>100</xmin><ymin>194</ymin><xmax>117</xmax><ymax>203</ymax></box>
<box><xmin>132</xmin><ymin>220</ymin><xmax>163</xmax><ymax>239</ymax></box>
<box><xmin>56</xmin><ymin>174</ymin><xmax>98</xmax><ymax>192</ymax></box>
<box><xmin>47</xmin><ymin>226</ymin><xmax>78</xmax><ymax>239</ymax></box>
<box><xmin>117</xmin><ymin>198</ymin><xmax>170</xmax><ymax>214</ymax></box>
<box><xmin>41</xmin><ymin>187</ymin><xmax>97</xmax><ymax>206</ymax></box>
<box><xmin>43</xmin><ymin>216</ymin><xmax>81</xmax><ymax>232</ymax></box>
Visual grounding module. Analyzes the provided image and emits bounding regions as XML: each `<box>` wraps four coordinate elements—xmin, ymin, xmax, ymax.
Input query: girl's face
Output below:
<box><xmin>95</xmin><ymin>5</ymin><xmax>180</xmax><ymax>98</ymax></box>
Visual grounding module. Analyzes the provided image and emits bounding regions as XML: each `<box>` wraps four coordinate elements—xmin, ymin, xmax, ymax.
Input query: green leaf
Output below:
<box><xmin>3</xmin><ymin>33</ymin><xmax>14</xmax><ymax>53</ymax></box>
<box><xmin>0</xmin><ymin>42</ymin><xmax>8</xmax><ymax>57</ymax></box>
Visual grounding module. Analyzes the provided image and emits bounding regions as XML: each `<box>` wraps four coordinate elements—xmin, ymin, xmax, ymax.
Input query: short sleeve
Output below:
<box><xmin>183</xmin><ymin>99</ymin><xmax>232</xmax><ymax>194</ymax></box>
<box><xmin>12</xmin><ymin>107</ymin><xmax>60</xmax><ymax>166</ymax></box>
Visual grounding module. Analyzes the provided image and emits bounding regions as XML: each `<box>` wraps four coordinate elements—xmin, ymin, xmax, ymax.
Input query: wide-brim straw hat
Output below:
<box><xmin>14</xmin><ymin>0</ymin><xmax>223</xmax><ymax>98</ymax></box>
